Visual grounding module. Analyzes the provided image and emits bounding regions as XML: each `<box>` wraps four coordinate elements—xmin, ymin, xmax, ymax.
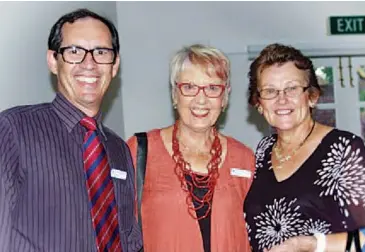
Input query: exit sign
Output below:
<box><xmin>329</xmin><ymin>16</ymin><xmax>365</xmax><ymax>35</ymax></box>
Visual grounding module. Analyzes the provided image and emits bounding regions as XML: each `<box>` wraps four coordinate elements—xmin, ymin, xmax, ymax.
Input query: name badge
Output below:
<box><xmin>230</xmin><ymin>168</ymin><xmax>252</xmax><ymax>178</ymax></box>
<box><xmin>111</xmin><ymin>169</ymin><xmax>127</xmax><ymax>180</ymax></box>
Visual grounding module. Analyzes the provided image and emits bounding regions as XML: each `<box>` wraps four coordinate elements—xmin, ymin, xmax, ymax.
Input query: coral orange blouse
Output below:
<box><xmin>127</xmin><ymin>129</ymin><xmax>255</xmax><ymax>252</ymax></box>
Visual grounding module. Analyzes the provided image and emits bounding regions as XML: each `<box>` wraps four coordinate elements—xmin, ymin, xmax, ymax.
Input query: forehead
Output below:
<box><xmin>178</xmin><ymin>64</ymin><xmax>223</xmax><ymax>84</ymax></box>
<box><xmin>61</xmin><ymin>17</ymin><xmax>112</xmax><ymax>48</ymax></box>
<box><xmin>259</xmin><ymin>62</ymin><xmax>307</xmax><ymax>87</ymax></box>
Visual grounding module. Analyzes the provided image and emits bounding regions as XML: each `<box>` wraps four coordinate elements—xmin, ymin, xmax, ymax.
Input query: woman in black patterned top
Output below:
<box><xmin>244</xmin><ymin>43</ymin><xmax>365</xmax><ymax>252</ymax></box>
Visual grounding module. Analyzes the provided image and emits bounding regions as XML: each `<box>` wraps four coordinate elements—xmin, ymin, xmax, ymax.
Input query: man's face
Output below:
<box><xmin>47</xmin><ymin>17</ymin><xmax>120</xmax><ymax>116</ymax></box>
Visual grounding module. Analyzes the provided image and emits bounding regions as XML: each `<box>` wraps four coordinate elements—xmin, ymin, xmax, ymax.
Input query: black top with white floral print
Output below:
<box><xmin>244</xmin><ymin>129</ymin><xmax>365</xmax><ymax>252</ymax></box>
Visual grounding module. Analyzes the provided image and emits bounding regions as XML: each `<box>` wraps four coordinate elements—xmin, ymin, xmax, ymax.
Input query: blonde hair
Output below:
<box><xmin>169</xmin><ymin>44</ymin><xmax>230</xmax><ymax>101</ymax></box>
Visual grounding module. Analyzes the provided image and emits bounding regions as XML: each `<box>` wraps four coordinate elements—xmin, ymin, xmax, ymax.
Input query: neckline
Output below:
<box><xmin>269</xmin><ymin>127</ymin><xmax>336</xmax><ymax>183</ymax></box>
<box><xmin>273</xmin><ymin>120</ymin><xmax>316</xmax><ymax>166</ymax></box>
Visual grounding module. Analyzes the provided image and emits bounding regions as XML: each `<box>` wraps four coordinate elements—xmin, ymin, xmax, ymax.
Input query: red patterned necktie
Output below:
<box><xmin>80</xmin><ymin>117</ymin><xmax>122</xmax><ymax>252</ymax></box>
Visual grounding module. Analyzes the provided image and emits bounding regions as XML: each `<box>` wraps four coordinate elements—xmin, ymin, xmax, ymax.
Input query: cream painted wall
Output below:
<box><xmin>3</xmin><ymin>2</ymin><xmax>365</xmax><ymax>148</ymax></box>
<box><xmin>117</xmin><ymin>1</ymin><xmax>365</xmax><ymax>149</ymax></box>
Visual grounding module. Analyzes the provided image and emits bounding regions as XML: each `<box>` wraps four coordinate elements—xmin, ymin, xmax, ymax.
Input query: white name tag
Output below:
<box><xmin>111</xmin><ymin>169</ymin><xmax>127</xmax><ymax>180</ymax></box>
<box><xmin>230</xmin><ymin>168</ymin><xmax>252</xmax><ymax>178</ymax></box>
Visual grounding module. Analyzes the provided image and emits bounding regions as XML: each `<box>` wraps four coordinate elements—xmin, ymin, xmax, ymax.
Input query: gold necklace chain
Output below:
<box><xmin>271</xmin><ymin>121</ymin><xmax>316</xmax><ymax>169</ymax></box>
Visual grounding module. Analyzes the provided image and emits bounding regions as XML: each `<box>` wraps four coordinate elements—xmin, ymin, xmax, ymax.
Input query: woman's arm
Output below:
<box><xmin>265</xmin><ymin>133</ymin><xmax>365</xmax><ymax>252</ymax></box>
<box><xmin>265</xmin><ymin>232</ymin><xmax>365</xmax><ymax>252</ymax></box>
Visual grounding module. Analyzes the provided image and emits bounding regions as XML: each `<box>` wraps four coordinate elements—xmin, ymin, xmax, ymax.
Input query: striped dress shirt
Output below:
<box><xmin>0</xmin><ymin>93</ymin><xmax>142</xmax><ymax>252</ymax></box>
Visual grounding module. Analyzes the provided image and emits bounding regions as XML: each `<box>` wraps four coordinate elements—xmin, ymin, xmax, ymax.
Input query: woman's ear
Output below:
<box><xmin>257</xmin><ymin>104</ymin><xmax>263</xmax><ymax>115</ymax></box>
<box><xmin>309</xmin><ymin>88</ymin><xmax>320</xmax><ymax>108</ymax></box>
<box><xmin>172</xmin><ymin>88</ymin><xmax>178</xmax><ymax>109</ymax></box>
<box><xmin>221</xmin><ymin>84</ymin><xmax>231</xmax><ymax>110</ymax></box>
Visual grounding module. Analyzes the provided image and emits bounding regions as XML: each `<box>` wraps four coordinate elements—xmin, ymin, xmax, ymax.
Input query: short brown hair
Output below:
<box><xmin>247</xmin><ymin>43</ymin><xmax>321</xmax><ymax>106</ymax></box>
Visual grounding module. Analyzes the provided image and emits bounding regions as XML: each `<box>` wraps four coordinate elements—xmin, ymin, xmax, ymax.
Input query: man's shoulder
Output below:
<box><xmin>0</xmin><ymin>102</ymin><xmax>51</xmax><ymax>120</ymax></box>
<box><xmin>0</xmin><ymin>103</ymin><xmax>52</xmax><ymax>138</ymax></box>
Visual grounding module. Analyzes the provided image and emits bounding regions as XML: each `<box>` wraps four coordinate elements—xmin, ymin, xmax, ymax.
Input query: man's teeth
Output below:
<box><xmin>76</xmin><ymin>77</ymin><xmax>97</xmax><ymax>83</ymax></box>
<box><xmin>276</xmin><ymin>109</ymin><xmax>292</xmax><ymax>115</ymax></box>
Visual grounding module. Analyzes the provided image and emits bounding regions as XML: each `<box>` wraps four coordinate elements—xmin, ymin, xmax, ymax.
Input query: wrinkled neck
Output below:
<box><xmin>276</xmin><ymin>117</ymin><xmax>314</xmax><ymax>150</ymax></box>
<box><xmin>177</xmin><ymin>121</ymin><xmax>214</xmax><ymax>150</ymax></box>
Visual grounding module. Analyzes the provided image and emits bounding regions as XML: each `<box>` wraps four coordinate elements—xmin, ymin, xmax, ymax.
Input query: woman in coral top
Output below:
<box><xmin>127</xmin><ymin>44</ymin><xmax>255</xmax><ymax>252</ymax></box>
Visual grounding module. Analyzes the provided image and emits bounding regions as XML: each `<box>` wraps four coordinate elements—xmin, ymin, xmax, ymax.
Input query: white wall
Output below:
<box><xmin>0</xmin><ymin>2</ymin><xmax>125</xmax><ymax>137</ymax></box>
<box><xmin>3</xmin><ymin>2</ymin><xmax>365</xmax><ymax>148</ymax></box>
<box><xmin>117</xmin><ymin>1</ymin><xmax>365</xmax><ymax>149</ymax></box>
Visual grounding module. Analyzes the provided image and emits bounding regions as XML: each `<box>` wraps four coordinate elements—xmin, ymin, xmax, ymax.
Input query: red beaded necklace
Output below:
<box><xmin>172</xmin><ymin>121</ymin><xmax>222</xmax><ymax>220</ymax></box>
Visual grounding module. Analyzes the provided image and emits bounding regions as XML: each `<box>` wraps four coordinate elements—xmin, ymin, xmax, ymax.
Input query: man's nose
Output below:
<box><xmin>80</xmin><ymin>51</ymin><xmax>96</xmax><ymax>69</ymax></box>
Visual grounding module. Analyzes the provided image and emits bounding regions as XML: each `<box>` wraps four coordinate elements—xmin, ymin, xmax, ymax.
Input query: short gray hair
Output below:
<box><xmin>169</xmin><ymin>44</ymin><xmax>231</xmax><ymax>101</ymax></box>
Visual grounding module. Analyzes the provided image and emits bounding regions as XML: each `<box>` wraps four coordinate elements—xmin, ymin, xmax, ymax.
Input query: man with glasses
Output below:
<box><xmin>0</xmin><ymin>9</ymin><xmax>142</xmax><ymax>252</ymax></box>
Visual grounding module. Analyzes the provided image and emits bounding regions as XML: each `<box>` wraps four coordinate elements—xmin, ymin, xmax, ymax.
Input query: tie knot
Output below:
<box><xmin>80</xmin><ymin>117</ymin><xmax>97</xmax><ymax>131</ymax></box>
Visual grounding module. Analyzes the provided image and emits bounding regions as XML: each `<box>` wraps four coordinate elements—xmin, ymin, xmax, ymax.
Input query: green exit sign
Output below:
<box><xmin>329</xmin><ymin>16</ymin><xmax>365</xmax><ymax>35</ymax></box>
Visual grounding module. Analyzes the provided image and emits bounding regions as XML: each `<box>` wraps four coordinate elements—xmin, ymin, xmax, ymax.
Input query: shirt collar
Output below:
<box><xmin>51</xmin><ymin>93</ymin><xmax>106</xmax><ymax>138</ymax></box>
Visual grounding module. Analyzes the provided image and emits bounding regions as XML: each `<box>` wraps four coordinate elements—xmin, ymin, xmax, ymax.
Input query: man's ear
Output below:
<box><xmin>47</xmin><ymin>50</ymin><xmax>58</xmax><ymax>75</ymax></box>
<box><xmin>112</xmin><ymin>55</ymin><xmax>120</xmax><ymax>78</ymax></box>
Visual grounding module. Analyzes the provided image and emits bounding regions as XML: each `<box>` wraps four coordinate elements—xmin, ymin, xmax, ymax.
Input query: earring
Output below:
<box><xmin>309</xmin><ymin>102</ymin><xmax>316</xmax><ymax>108</ymax></box>
<box><xmin>257</xmin><ymin>106</ymin><xmax>263</xmax><ymax>114</ymax></box>
<box><xmin>173</xmin><ymin>103</ymin><xmax>177</xmax><ymax>109</ymax></box>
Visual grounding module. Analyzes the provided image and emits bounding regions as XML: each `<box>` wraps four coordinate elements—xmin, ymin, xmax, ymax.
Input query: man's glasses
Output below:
<box><xmin>258</xmin><ymin>85</ymin><xmax>310</xmax><ymax>100</ymax></box>
<box><xmin>176</xmin><ymin>83</ymin><xmax>226</xmax><ymax>98</ymax></box>
<box><xmin>56</xmin><ymin>45</ymin><xmax>116</xmax><ymax>64</ymax></box>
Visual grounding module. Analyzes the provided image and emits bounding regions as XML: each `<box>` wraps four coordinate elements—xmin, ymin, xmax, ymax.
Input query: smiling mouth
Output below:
<box><xmin>191</xmin><ymin>108</ymin><xmax>209</xmax><ymax>118</ymax></box>
<box><xmin>75</xmin><ymin>76</ymin><xmax>98</xmax><ymax>84</ymax></box>
<box><xmin>275</xmin><ymin>109</ymin><xmax>293</xmax><ymax>115</ymax></box>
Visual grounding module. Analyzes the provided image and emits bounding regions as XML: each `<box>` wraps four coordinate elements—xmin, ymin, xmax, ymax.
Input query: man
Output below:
<box><xmin>0</xmin><ymin>9</ymin><xmax>142</xmax><ymax>252</ymax></box>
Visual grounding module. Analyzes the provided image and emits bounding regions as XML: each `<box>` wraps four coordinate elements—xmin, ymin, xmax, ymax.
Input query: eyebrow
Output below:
<box><xmin>261</xmin><ymin>79</ymin><xmax>305</xmax><ymax>87</ymax></box>
<box><xmin>62</xmin><ymin>44</ymin><xmax>113</xmax><ymax>49</ymax></box>
<box><xmin>178</xmin><ymin>80</ymin><xmax>223</xmax><ymax>84</ymax></box>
